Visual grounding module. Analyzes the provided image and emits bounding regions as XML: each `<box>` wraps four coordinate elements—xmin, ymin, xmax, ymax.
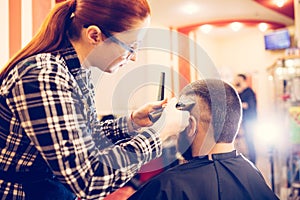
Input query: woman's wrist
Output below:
<box><xmin>127</xmin><ymin>111</ymin><xmax>140</xmax><ymax>132</ymax></box>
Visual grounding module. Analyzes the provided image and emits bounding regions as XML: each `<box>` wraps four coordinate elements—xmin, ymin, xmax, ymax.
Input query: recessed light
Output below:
<box><xmin>258</xmin><ymin>23</ymin><xmax>269</xmax><ymax>32</ymax></box>
<box><xmin>181</xmin><ymin>2</ymin><xmax>200</xmax><ymax>15</ymax></box>
<box><xmin>199</xmin><ymin>24</ymin><xmax>213</xmax><ymax>34</ymax></box>
<box><xmin>229</xmin><ymin>22</ymin><xmax>243</xmax><ymax>32</ymax></box>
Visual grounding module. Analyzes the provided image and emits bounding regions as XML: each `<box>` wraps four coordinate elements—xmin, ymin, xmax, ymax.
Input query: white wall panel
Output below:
<box><xmin>21</xmin><ymin>0</ymin><xmax>32</xmax><ymax>48</ymax></box>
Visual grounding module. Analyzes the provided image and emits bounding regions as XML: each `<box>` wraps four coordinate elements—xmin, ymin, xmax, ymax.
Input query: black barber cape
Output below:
<box><xmin>128</xmin><ymin>150</ymin><xmax>279</xmax><ymax>200</ymax></box>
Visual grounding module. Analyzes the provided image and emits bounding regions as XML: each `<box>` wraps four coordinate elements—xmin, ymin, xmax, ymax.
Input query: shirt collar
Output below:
<box><xmin>192</xmin><ymin>150</ymin><xmax>238</xmax><ymax>161</ymax></box>
<box><xmin>211</xmin><ymin>150</ymin><xmax>237</xmax><ymax>160</ymax></box>
<box><xmin>58</xmin><ymin>44</ymin><xmax>81</xmax><ymax>76</ymax></box>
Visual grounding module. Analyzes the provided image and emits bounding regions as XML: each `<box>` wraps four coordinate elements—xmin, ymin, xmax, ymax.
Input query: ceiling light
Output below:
<box><xmin>258</xmin><ymin>23</ymin><xmax>269</xmax><ymax>32</ymax></box>
<box><xmin>273</xmin><ymin>0</ymin><xmax>287</xmax><ymax>7</ymax></box>
<box><xmin>181</xmin><ymin>2</ymin><xmax>199</xmax><ymax>15</ymax></box>
<box><xmin>268</xmin><ymin>75</ymin><xmax>273</xmax><ymax>81</ymax></box>
<box><xmin>199</xmin><ymin>24</ymin><xmax>213</xmax><ymax>34</ymax></box>
<box><xmin>229</xmin><ymin>22</ymin><xmax>243</xmax><ymax>32</ymax></box>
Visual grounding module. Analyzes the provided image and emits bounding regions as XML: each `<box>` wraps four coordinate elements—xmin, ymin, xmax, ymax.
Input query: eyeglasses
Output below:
<box><xmin>100</xmin><ymin>28</ymin><xmax>138</xmax><ymax>54</ymax></box>
<box><xmin>83</xmin><ymin>25</ymin><xmax>139</xmax><ymax>60</ymax></box>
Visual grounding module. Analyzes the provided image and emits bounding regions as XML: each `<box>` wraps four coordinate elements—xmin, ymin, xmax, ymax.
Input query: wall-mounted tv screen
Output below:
<box><xmin>264</xmin><ymin>29</ymin><xmax>291</xmax><ymax>50</ymax></box>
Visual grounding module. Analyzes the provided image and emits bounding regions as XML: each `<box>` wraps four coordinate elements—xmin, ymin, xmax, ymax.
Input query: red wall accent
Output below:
<box><xmin>177</xmin><ymin>32</ymin><xmax>191</xmax><ymax>90</ymax></box>
<box><xmin>9</xmin><ymin>0</ymin><xmax>21</xmax><ymax>57</ymax></box>
<box><xmin>178</xmin><ymin>56</ymin><xmax>191</xmax><ymax>91</ymax></box>
<box><xmin>254</xmin><ymin>0</ymin><xmax>294</xmax><ymax>19</ymax></box>
<box><xmin>178</xmin><ymin>19</ymin><xmax>286</xmax><ymax>34</ymax></box>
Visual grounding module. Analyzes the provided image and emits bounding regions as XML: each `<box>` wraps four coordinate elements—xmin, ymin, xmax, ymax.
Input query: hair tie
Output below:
<box><xmin>69</xmin><ymin>0</ymin><xmax>77</xmax><ymax>17</ymax></box>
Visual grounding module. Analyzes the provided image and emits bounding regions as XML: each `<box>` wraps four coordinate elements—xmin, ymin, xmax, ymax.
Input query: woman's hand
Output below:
<box><xmin>150</xmin><ymin>98</ymin><xmax>190</xmax><ymax>141</ymax></box>
<box><xmin>129</xmin><ymin>99</ymin><xmax>168</xmax><ymax>130</ymax></box>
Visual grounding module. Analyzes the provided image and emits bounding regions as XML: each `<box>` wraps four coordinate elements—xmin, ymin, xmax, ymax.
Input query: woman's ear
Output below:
<box><xmin>85</xmin><ymin>25</ymin><xmax>102</xmax><ymax>45</ymax></box>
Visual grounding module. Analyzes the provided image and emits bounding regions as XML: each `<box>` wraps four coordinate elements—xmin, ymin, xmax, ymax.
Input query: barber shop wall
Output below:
<box><xmin>187</xmin><ymin>26</ymin><xmax>295</xmax><ymax>121</ymax></box>
<box><xmin>0</xmin><ymin>0</ymin><xmax>54</xmax><ymax>68</ymax></box>
<box><xmin>92</xmin><ymin>25</ymin><xmax>292</xmax><ymax>117</ymax></box>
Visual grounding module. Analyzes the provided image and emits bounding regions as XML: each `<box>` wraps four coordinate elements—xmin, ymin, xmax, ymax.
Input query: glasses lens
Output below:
<box><xmin>102</xmin><ymin>29</ymin><xmax>141</xmax><ymax>59</ymax></box>
<box><xmin>125</xmin><ymin>42</ymin><xmax>140</xmax><ymax>59</ymax></box>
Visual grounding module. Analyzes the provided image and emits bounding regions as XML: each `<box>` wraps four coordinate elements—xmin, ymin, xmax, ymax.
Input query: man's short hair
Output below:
<box><xmin>180</xmin><ymin>79</ymin><xmax>242</xmax><ymax>143</ymax></box>
<box><xmin>237</xmin><ymin>74</ymin><xmax>247</xmax><ymax>80</ymax></box>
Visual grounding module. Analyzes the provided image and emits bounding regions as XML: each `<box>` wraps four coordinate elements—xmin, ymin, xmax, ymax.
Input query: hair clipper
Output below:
<box><xmin>148</xmin><ymin>99</ymin><xmax>195</xmax><ymax>123</ymax></box>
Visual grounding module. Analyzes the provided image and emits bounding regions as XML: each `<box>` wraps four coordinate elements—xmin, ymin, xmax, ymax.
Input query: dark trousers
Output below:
<box><xmin>23</xmin><ymin>178</ymin><xmax>77</xmax><ymax>200</ymax></box>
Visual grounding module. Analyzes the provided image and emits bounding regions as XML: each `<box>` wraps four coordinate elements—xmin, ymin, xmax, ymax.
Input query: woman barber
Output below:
<box><xmin>0</xmin><ymin>0</ymin><xmax>189</xmax><ymax>199</ymax></box>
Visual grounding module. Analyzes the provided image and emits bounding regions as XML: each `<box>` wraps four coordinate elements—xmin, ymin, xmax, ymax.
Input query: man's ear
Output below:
<box><xmin>187</xmin><ymin>116</ymin><xmax>197</xmax><ymax>138</ymax></box>
<box><xmin>85</xmin><ymin>25</ymin><xmax>102</xmax><ymax>45</ymax></box>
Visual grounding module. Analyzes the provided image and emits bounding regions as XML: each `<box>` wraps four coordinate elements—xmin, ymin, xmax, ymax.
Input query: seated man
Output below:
<box><xmin>129</xmin><ymin>79</ymin><xmax>279</xmax><ymax>200</ymax></box>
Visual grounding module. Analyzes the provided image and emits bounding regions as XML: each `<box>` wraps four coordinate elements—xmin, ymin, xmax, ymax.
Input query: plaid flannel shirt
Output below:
<box><xmin>0</xmin><ymin>46</ymin><xmax>162</xmax><ymax>199</ymax></box>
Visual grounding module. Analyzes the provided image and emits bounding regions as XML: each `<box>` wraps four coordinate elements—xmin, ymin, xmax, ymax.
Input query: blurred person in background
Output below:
<box><xmin>234</xmin><ymin>74</ymin><xmax>257</xmax><ymax>164</ymax></box>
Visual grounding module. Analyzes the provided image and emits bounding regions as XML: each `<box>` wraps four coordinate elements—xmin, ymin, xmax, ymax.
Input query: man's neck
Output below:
<box><xmin>240</xmin><ymin>83</ymin><xmax>249</xmax><ymax>92</ymax></box>
<box><xmin>192</xmin><ymin>142</ymin><xmax>235</xmax><ymax>159</ymax></box>
<box><xmin>208</xmin><ymin>143</ymin><xmax>235</xmax><ymax>157</ymax></box>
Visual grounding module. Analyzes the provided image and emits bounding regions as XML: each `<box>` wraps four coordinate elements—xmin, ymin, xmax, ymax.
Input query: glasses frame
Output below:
<box><xmin>100</xmin><ymin>29</ymin><xmax>136</xmax><ymax>54</ymax></box>
<box><xmin>83</xmin><ymin>25</ymin><xmax>137</xmax><ymax>53</ymax></box>
<box><xmin>83</xmin><ymin>25</ymin><xmax>139</xmax><ymax>60</ymax></box>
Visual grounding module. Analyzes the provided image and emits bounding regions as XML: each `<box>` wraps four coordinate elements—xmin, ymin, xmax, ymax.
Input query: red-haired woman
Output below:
<box><xmin>0</xmin><ymin>0</ymin><xmax>189</xmax><ymax>199</ymax></box>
